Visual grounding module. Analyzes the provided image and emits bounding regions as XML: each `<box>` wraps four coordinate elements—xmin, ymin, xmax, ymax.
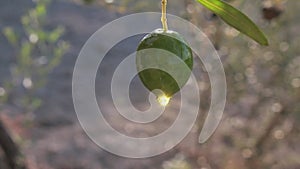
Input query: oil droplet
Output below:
<box><xmin>157</xmin><ymin>95</ymin><xmax>170</xmax><ymax>107</ymax></box>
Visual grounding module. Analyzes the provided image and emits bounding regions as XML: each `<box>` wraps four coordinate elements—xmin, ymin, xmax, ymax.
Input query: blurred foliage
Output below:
<box><xmin>1</xmin><ymin>0</ymin><xmax>69</xmax><ymax>113</ymax></box>
<box><xmin>184</xmin><ymin>0</ymin><xmax>300</xmax><ymax>169</ymax></box>
<box><xmin>162</xmin><ymin>154</ymin><xmax>191</xmax><ymax>169</ymax></box>
<box><xmin>88</xmin><ymin>0</ymin><xmax>300</xmax><ymax>168</ymax></box>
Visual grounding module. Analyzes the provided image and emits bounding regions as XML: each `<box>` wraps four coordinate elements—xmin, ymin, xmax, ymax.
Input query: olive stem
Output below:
<box><xmin>161</xmin><ymin>0</ymin><xmax>168</xmax><ymax>32</ymax></box>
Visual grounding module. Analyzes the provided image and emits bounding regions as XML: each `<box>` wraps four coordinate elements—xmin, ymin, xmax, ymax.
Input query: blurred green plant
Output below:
<box><xmin>1</xmin><ymin>0</ymin><xmax>69</xmax><ymax>113</ymax></box>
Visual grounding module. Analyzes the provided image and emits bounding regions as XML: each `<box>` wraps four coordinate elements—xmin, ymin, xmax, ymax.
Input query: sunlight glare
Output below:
<box><xmin>157</xmin><ymin>94</ymin><xmax>170</xmax><ymax>107</ymax></box>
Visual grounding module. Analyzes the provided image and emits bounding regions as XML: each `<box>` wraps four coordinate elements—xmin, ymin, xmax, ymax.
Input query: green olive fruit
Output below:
<box><xmin>136</xmin><ymin>29</ymin><xmax>193</xmax><ymax>100</ymax></box>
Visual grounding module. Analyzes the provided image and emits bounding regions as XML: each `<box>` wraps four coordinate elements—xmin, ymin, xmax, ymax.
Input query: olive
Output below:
<box><xmin>136</xmin><ymin>29</ymin><xmax>193</xmax><ymax>102</ymax></box>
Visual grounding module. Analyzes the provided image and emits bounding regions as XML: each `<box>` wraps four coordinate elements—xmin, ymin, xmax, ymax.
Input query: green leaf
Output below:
<box><xmin>196</xmin><ymin>0</ymin><xmax>269</xmax><ymax>46</ymax></box>
<box><xmin>3</xmin><ymin>27</ymin><xmax>18</xmax><ymax>46</ymax></box>
<box><xmin>48</xmin><ymin>26</ymin><xmax>65</xmax><ymax>43</ymax></box>
<box><xmin>36</xmin><ymin>3</ymin><xmax>46</xmax><ymax>17</ymax></box>
<box><xmin>20</xmin><ymin>42</ymin><xmax>32</xmax><ymax>67</ymax></box>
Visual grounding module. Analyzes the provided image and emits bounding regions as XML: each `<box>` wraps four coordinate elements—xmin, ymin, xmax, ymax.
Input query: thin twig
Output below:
<box><xmin>161</xmin><ymin>0</ymin><xmax>168</xmax><ymax>31</ymax></box>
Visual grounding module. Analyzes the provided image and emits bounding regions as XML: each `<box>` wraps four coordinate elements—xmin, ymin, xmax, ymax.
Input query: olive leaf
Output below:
<box><xmin>196</xmin><ymin>0</ymin><xmax>269</xmax><ymax>46</ymax></box>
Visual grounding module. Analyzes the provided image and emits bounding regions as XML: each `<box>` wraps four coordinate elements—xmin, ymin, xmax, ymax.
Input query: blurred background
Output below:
<box><xmin>0</xmin><ymin>0</ymin><xmax>299</xmax><ymax>168</ymax></box>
